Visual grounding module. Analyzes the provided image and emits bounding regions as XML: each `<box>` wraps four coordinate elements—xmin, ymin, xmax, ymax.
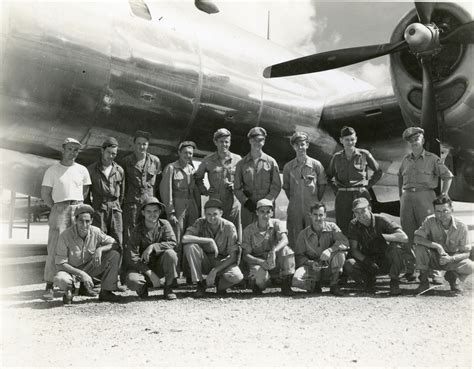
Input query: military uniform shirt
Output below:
<box><xmin>122</xmin><ymin>153</ymin><xmax>161</xmax><ymax>203</ymax></box>
<box><xmin>87</xmin><ymin>161</ymin><xmax>124</xmax><ymax>210</ymax></box>
<box><xmin>242</xmin><ymin>219</ymin><xmax>287</xmax><ymax>257</ymax></box>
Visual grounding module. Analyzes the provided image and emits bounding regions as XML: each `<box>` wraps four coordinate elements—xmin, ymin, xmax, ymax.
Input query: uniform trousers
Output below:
<box><xmin>292</xmin><ymin>251</ymin><xmax>346</xmax><ymax>291</ymax></box>
<box><xmin>45</xmin><ymin>202</ymin><xmax>82</xmax><ymax>282</ymax></box>
<box><xmin>122</xmin><ymin>202</ymin><xmax>138</xmax><ymax>247</ymax></box>
<box><xmin>54</xmin><ymin>249</ymin><xmax>120</xmax><ymax>291</ymax></box>
<box><xmin>126</xmin><ymin>249</ymin><xmax>178</xmax><ymax>291</ymax></box>
<box><xmin>183</xmin><ymin>244</ymin><xmax>243</xmax><ymax>289</ymax></box>
<box><xmin>92</xmin><ymin>201</ymin><xmax>123</xmax><ymax>246</ymax></box>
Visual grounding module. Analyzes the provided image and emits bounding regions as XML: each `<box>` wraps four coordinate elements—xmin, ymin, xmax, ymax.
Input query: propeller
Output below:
<box><xmin>415</xmin><ymin>2</ymin><xmax>435</xmax><ymax>24</ymax></box>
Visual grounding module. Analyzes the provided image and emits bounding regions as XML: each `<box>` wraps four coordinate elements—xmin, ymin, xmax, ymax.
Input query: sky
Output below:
<box><xmin>214</xmin><ymin>1</ymin><xmax>472</xmax><ymax>88</ymax></box>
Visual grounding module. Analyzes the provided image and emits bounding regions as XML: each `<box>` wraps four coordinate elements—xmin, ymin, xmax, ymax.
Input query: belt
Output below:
<box><xmin>338</xmin><ymin>187</ymin><xmax>365</xmax><ymax>192</ymax></box>
<box><xmin>403</xmin><ymin>188</ymin><xmax>432</xmax><ymax>192</ymax></box>
<box><xmin>56</xmin><ymin>200</ymin><xmax>83</xmax><ymax>205</ymax></box>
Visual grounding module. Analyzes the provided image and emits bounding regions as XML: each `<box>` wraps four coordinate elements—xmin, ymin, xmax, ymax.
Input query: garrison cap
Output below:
<box><xmin>247</xmin><ymin>127</ymin><xmax>267</xmax><ymax>139</ymax></box>
<box><xmin>62</xmin><ymin>138</ymin><xmax>82</xmax><ymax>147</ymax></box>
<box><xmin>256</xmin><ymin>199</ymin><xmax>273</xmax><ymax>209</ymax></box>
<box><xmin>74</xmin><ymin>204</ymin><xmax>95</xmax><ymax>218</ymax></box>
<box><xmin>102</xmin><ymin>137</ymin><xmax>119</xmax><ymax>148</ymax></box>
<box><xmin>213</xmin><ymin>128</ymin><xmax>231</xmax><ymax>141</ymax></box>
<box><xmin>340</xmin><ymin>126</ymin><xmax>356</xmax><ymax>137</ymax></box>
<box><xmin>204</xmin><ymin>198</ymin><xmax>223</xmax><ymax>210</ymax></box>
<box><xmin>139</xmin><ymin>196</ymin><xmax>166</xmax><ymax>213</ymax></box>
<box><xmin>134</xmin><ymin>130</ymin><xmax>151</xmax><ymax>141</ymax></box>
<box><xmin>290</xmin><ymin>131</ymin><xmax>309</xmax><ymax>145</ymax></box>
<box><xmin>178</xmin><ymin>140</ymin><xmax>197</xmax><ymax>151</ymax></box>
<box><xmin>352</xmin><ymin>197</ymin><xmax>370</xmax><ymax>210</ymax></box>
<box><xmin>402</xmin><ymin>127</ymin><xmax>424</xmax><ymax>141</ymax></box>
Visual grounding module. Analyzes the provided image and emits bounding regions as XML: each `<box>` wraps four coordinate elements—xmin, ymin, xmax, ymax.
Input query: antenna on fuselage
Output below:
<box><xmin>195</xmin><ymin>0</ymin><xmax>219</xmax><ymax>14</ymax></box>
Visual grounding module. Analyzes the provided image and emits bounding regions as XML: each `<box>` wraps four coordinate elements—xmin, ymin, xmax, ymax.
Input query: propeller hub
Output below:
<box><xmin>404</xmin><ymin>23</ymin><xmax>441</xmax><ymax>56</ymax></box>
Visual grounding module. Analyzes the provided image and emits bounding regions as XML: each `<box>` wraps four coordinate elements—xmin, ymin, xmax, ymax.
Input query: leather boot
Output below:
<box><xmin>389</xmin><ymin>279</ymin><xmax>401</xmax><ymax>296</ymax></box>
<box><xmin>281</xmin><ymin>275</ymin><xmax>295</xmax><ymax>296</ymax></box>
<box><xmin>415</xmin><ymin>271</ymin><xmax>430</xmax><ymax>294</ymax></box>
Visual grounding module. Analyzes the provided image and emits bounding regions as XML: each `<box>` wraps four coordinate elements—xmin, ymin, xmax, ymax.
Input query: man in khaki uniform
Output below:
<box><xmin>182</xmin><ymin>199</ymin><xmax>243</xmax><ymax>297</ymax></box>
<box><xmin>160</xmin><ymin>141</ymin><xmax>201</xmax><ymax>279</ymax></box>
<box><xmin>234</xmin><ymin>127</ymin><xmax>281</xmax><ymax>229</ymax></box>
<box><xmin>283</xmin><ymin>131</ymin><xmax>326</xmax><ymax>249</ymax></box>
<box><xmin>195</xmin><ymin>128</ymin><xmax>242</xmax><ymax>239</ymax></box>
<box><xmin>398</xmin><ymin>127</ymin><xmax>453</xmax><ymax>283</ymax></box>
<box><xmin>292</xmin><ymin>203</ymin><xmax>348</xmax><ymax>296</ymax></box>
<box><xmin>415</xmin><ymin>195</ymin><xmax>472</xmax><ymax>295</ymax></box>
<box><xmin>242</xmin><ymin>199</ymin><xmax>295</xmax><ymax>296</ymax></box>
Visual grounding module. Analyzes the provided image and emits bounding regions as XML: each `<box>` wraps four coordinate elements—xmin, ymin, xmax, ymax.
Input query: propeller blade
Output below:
<box><xmin>263</xmin><ymin>40</ymin><xmax>407</xmax><ymax>78</ymax></box>
<box><xmin>440</xmin><ymin>21</ymin><xmax>474</xmax><ymax>44</ymax></box>
<box><xmin>420</xmin><ymin>57</ymin><xmax>440</xmax><ymax>156</ymax></box>
<box><xmin>415</xmin><ymin>2</ymin><xmax>435</xmax><ymax>24</ymax></box>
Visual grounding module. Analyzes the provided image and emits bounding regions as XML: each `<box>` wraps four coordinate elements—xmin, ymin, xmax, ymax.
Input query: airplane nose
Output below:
<box><xmin>404</xmin><ymin>23</ymin><xmax>433</xmax><ymax>51</ymax></box>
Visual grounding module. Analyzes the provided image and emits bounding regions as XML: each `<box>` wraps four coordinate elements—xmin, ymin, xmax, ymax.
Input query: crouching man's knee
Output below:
<box><xmin>53</xmin><ymin>271</ymin><xmax>74</xmax><ymax>291</ymax></box>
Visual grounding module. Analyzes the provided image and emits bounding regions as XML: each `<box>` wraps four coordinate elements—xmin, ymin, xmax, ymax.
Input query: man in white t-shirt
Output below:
<box><xmin>41</xmin><ymin>138</ymin><xmax>91</xmax><ymax>300</ymax></box>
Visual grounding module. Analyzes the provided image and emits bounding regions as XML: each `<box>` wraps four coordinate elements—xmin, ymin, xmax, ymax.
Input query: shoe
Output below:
<box><xmin>99</xmin><ymin>290</ymin><xmax>121</xmax><ymax>302</ymax></box>
<box><xmin>43</xmin><ymin>287</ymin><xmax>54</xmax><ymax>301</ymax></box>
<box><xmin>115</xmin><ymin>284</ymin><xmax>127</xmax><ymax>293</ymax></box>
<box><xmin>449</xmin><ymin>283</ymin><xmax>463</xmax><ymax>294</ymax></box>
<box><xmin>62</xmin><ymin>289</ymin><xmax>74</xmax><ymax>305</ymax></box>
<box><xmin>415</xmin><ymin>281</ymin><xmax>430</xmax><ymax>295</ymax></box>
<box><xmin>330</xmin><ymin>285</ymin><xmax>344</xmax><ymax>297</ymax></box>
<box><xmin>252</xmin><ymin>285</ymin><xmax>263</xmax><ymax>295</ymax></box>
<box><xmin>338</xmin><ymin>275</ymin><xmax>348</xmax><ymax>286</ymax></box>
<box><xmin>431</xmin><ymin>277</ymin><xmax>444</xmax><ymax>285</ymax></box>
<box><xmin>186</xmin><ymin>277</ymin><xmax>193</xmax><ymax>285</ymax></box>
<box><xmin>193</xmin><ymin>281</ymin><xmax>207</xmax><ymax>298</ymax></box>
<box><xmin>137</xmin><ymin>284</ymin><xmax>149</xmax><ymax>299</ymax></box>
<box><xmin>389</xmin><ymin>279</ymin><xmax>401</xmax><ymax>296</ymax></box>
<box><xmin>402</xmin><ymin>272</ymin><xmax>416</xmax><ymax>282</ymax></box>
<box><xmin>364</xmin><ymin>281</ymin><xmax>377</xmax><ymax>294</ymax></box>
<box><xmin>164</xmin><ymin>286</ymin><xmax>177</xmax><ymax>300</ymax></box>
<box><xmin>281</xmin><ymin>275</ymin><xmax>295</xmax><ymax>296</ymax></box>
<box><xmin>79</xmin><ymin>283</ymin><xmax>98</xmax><ymax>297</ymax></box>
<box><xmin>216</xmin><ymin>288</ymin><xmax>227</xmax><ymax>296</ymax></box>
<box><xmin>310</xmin><ymin>282</ymin><xmax>322</xmax><ymax>294</ymax></box>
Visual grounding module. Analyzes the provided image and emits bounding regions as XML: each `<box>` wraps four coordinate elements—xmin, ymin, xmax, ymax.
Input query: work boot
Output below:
<box><xmin>402</xmin><ymin>272</ymin><xmax>416</xmax><ymax>282</ymax></box>
<box><xmin>281</xmin><ymin>275</ymin><xmax>295</xmax><ymax>296</ymax></box>
<box><xmin>216</xmin><ymin>288</ymin><xmax>227</xmax><ymax>296</ymax></box>
<box><xmin>62</xmin><ymin>288</ymin><xmax>74</xmax><ymax>305</ymax></box>
<box><xmin>329</xmin><ymin>285</ymin><xmax>344</xmax><ymax>297</ymax></box>
<box><xmin>79</xmin><ymin>283</ymin><xmax>98</xmax><ymax>297</ymax></box>
<box><xmin>365</xmin><ymin>277</ymin><xmax>377</xmax><ymax>294</ymax></box>
<box><xmin>310</xmin><ymin>282</ymin><xmax>322</xmax><ymax>294</ymax></box>
<box><xmin>445</xmin><ymin>272</ymin><xmax>462</xmax><ymax>294</ymax></box>
<box><xmin>99</xmin><ymin>290</ymin><xmax>121</xmax><ymax>302</ymax></box>
<box><xmin>389</xmin><ymin>279</ymin><xmax>401</xmax><ymax>296</ymax></box>
<box><xmin>193</xmin><ymin>281</ymin><xmax>207</xmax><ymax>298</ymax></box>
<box><xmin>164</xmin><ymin>286</ymin><xmax>177</xmax><ymax>300</ymax></box>
<box><xmin>43</xmin><ymin>282</ymin><xmax>54</xmax><ymax>301</ymax></box>
<box><xmin>415</xmin><ymin>271</ymin><xmax>430</xmax><ymax>294</ymax></box>
<box><xmin>252</xmin><ymin>285</ymin><xmax>263</xmax><ymax>295</ymax></box>
<box><xmin>136</xmin><ymin>284</ymin><xmax>149</xmax><ymax>299</ymax></box>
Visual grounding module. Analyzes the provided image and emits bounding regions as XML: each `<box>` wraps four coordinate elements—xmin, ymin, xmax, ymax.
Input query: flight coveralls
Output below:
<box><xmin>283</xmin><ymin>156</ymin><xmax>327</xmax><ymax>249</ymax></box>
<box><xmin>125</xmin><ymin>219</ymin><xmax>178</xmax><ymax>292</ymax></box>
<box><xmin>183</xmin><ymin>217</ymin><xmax>243</xmax><ymax>289</ymax></box>
<box><xmin>160</xmin><ymin>160</ymin><xmax>201</xmax><ymax>274</ymax></box>
<box><xmin>398</xmin><ymin>150</ymin><xmax>453</xmax><ymax>273</ymax></box>
<box><xmin>242</xmin><ymin>219</ymin><xmax>295</xmax><ymax>290</ymax></box>
<box><xmin>87</xmin><ymin>161</ymin><xmax>124</xmax><ymax>246</ymax></box>
<box><xmin>327</xmin><ymin>148</ymin><xmax>382</xmax><ymax>235</ymax></box>
<box><xmin>121</xmin><ymin>153</ymin><xmax>161</xmax><ymax>245</ymax></box>
<box><xmin>195</xmin><ymin>151</ymin><xmax>242</xmax><ymax>240</ymax></box>
<box><xmin>415</xmin><ymin>215</ymin><xmax>473</xmax><ymax>282</ymax></box>
<box><xmin>234</xmin><ymin>152</ymin><xmax>281</xmax><ymax>229</ymax></box>
<box><xmin>292</xmin><ymin>222</ymin><xmax>348</xmax><ymax>291</ymax></box>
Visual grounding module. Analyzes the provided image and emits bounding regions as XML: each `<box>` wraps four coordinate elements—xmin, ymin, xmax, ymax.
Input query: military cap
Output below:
<box><xmin>256</xmin><ymin>199</ymin><xmax>273</xmax><ymax>209</ymax></box>
<box><xmin>213</xmin><ymin>128</ymin><xmax>231</xmax><ymax>141</ymax></box>
<box><xmin>352</xmin><ymin>197</ymin><xmax>370</xmax><ymax>210</ymax></box>
<box><xmin>402</xmin><ymin>127</ymin><xmax>424</xmax><ymax>141</ymax></box>
<box><xmin>62</xmin><ymin>137</ymin><xmax>82</xmax><ymax>147</ymax></box>
<box><xmin>247</xmin><ymin>127</ymin><xmax>267</xmax><ymax>139</ymax></box>
<box><xmin>178</xmin><ymin>140</ymin><xmax>197</xmax><ymax>151</ymax></box>
<box><xmin>102</xmin><ymin>137</ymin><xmax>119</xmax><ymax>148</ymax></box>
<box><xmin>74</xmin><ymin>204</ymin><xmax>95</xmax><ymax>218</ymax></box>
<box><xmin>204</xmin><ymin>198</ymin><xmax>223</xmax><ymax>210</ymax></box>
<box><xmin>134</xmin><ymin>130</ymin><xmax>151</xmax><ymax>141</ymax></box>
<box><xmin>290</xmin><ymin>131</ymin><xmax>309</xmax><ymax>145</ymax></box>
<box><xmin>340</xmin><ymin>126</ymin><xmax>356</xmax><ymax>137</ymax></box>
<box><xmin>139</xmin><ymin>196</ymin><xmax>166</xmax><ymax>213</ymax></box>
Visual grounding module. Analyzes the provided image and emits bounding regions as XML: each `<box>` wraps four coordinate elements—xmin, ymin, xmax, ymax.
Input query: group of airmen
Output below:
<box><xmin>39</xmin><ymin>125</ymin><xmax>473</xmax><ymax>304</ymax></box>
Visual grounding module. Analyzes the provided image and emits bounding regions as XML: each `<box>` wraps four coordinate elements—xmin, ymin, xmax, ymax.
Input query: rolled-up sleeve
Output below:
<box><xmin>435</xmin><ymin>158</ymin><xmax>453</xmax><ymax>179</ymax></box>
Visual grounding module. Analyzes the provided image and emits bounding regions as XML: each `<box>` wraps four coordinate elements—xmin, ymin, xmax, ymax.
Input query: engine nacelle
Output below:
<box><xmin>389</xmin><ymin>3</ymin><xmax>474</xmax><ymax>201</ymax></box>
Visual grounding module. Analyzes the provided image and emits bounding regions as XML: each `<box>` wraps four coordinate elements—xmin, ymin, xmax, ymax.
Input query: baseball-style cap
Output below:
<box><xmin>213</xmin><ymin>128</ymin><xmax>231</xmax><ymax>141</ymax></box>
<box><xmin>256</xmin><ymin>199</ymin><xmax>273</xmax><ymax>209</ymax></box>
<box><xmin>247</xmin><ymin>127</ymin><xmax>267</xmax><ymax>139</ymax></box>
<box><xmin>340</xmin><ymin>126</ymin><xmax>356</xmax><ymax>137</ymax></box>
<box><xmin>134</xmin><ymin>130</ymin><xmax>151</xmax><ymax>141</ymax></box>
<box><xmin>290</xmin><ymin>131</ymin><xmax>309</xmax><ymax>145</ymax></box>
<box><xmin>402</xmin><ymin>127</ymin><xmax>424</xmax><ymax>141</ymax></box>
<box><xmin>352</xmin><ymin>197</ymin><xmax>370</xmax><ymax>210</ymax></box>
<box><xmin>63</xmin><ymin>138</ymin><xmax>82</xmax><ymax>147</ymax></box>
<box><xmin>178</xmin><ymin>141</ymin><xmax>197</xmax><ymax>151</ymax></box>
<box><xmin>139</xmin><ymin>196</ymin><xmax>166</xmax><ymax>213</ymax></box>
<box><xmin>102</xmin><ymin>137</ymin><xmax>119</xmax><ymax>148</ymax></box>
<box><xmin>204</xmin><ymin>198</ymin><xmax>223</xmax><ymax>210</ymax></box>
<box><xmin>74</xmin><ymin>204</ymin><xmax>95</xmax><ymax>217</ymax></box>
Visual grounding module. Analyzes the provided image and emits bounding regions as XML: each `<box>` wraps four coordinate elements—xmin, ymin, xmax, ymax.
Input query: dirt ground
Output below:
<box><xmin>1</xmin><ymin>277</ymin><xmax>472</xmax><ymax>368</ymax></box>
